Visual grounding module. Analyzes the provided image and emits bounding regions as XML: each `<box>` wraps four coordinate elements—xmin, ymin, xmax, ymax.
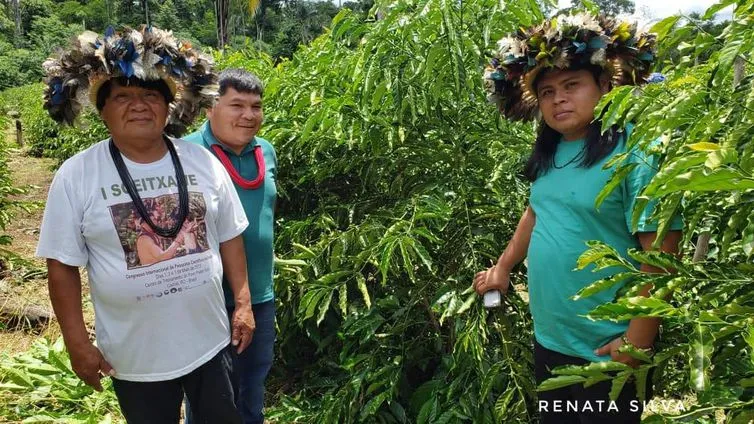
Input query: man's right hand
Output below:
<box><xmin>69</xmin><ymin>342</ymin><xmax>115</xmax><ymax>391</ymax></box>
<box><xmin>473</xmin><ymin>266</ymin><xmax>511</xmax><ymax>296</ymax></box>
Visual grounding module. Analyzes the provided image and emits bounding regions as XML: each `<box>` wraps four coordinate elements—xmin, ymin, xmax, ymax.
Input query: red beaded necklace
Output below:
<box><xmin>211</xmin><ymin>143</ymin><xmax>266</xmax><ymax>190</ymax></box>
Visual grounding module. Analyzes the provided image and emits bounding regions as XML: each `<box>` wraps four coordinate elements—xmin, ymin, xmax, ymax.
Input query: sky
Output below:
<box><xmin>556</xmin><ymin>0</ymin><xmax>734</xmax><ymax>24</ymax></box>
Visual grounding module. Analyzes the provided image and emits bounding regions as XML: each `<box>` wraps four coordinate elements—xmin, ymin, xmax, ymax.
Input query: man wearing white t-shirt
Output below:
<box><xmin>37</xmin><ymin>27</ymin><xmax>252</xmax><ymax>423</ymax></box>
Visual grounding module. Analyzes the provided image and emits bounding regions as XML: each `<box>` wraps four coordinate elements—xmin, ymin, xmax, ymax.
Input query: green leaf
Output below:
<box><xmin>360</xmin><ymin>391</ymin><xmax>391</xmax><ymax>420</ymax></box>
<box><xmin>389</xmin><ymin>401</ymin><xmax>408</xmax><ymax>423</ymax></box>
<box><xmin>703</xmin><ymin>0</ymin><xmax>737</xmax><ymax>19</ymax></box>
<box><xmin>416</xmin><ymin>396</ymin><xmax>438</xmax><ymax>424</ymax></box>
<box><xmin>575</xmin><ymin>241</ymin><xmax>633</xmax><ymax>271</ymax></box>
<box><xmin>626</xmin><ymin>249</ymin><xmax>684</xmax><ymax>272</ymax></box>
<box><xmin>655</xmin><ymin>168</ymin><xmax>754</xmax><ymax>196</ymax></box>
<box><xmin>704</xmin><ymin>148</ymin><xmax>738</xmax><ymax>169</ymax></box>
<box><xmin>371</xmin><ymin>79</ymin><xmax>389</xmax><ymax>111</ymax></box>
<box><xmin>338</xmin><ymin>285</ymin><xmax>348</xmax><ymax>318</ymax></box>
<box><xmin>742</xmin><ymin>215</ymin><xmax>754</xmax><ymax>257</ymax></box>
<box><xmin>378</xmin><ymin>239</ymin><xmax>397</xmax><ymax>284</ymax></box>
<box><xmin>633</xmin><ymin>367</ymin><xmax>650</xmax><ymax>401</ymax></box>
<box><xmin>398</xmin><ymin>237</ymin><xmax>416</xmax><ymax>281</ymax></box>
<box><xmin>537</xmin><ymin>375</ymin><xmax>587</xmax><ymax>392</ymax></box>
<box><xmin>642</xmin><ymin>153</ymin><xmax>707</xmax><ymax>197</ymax></box>
<box><xmin>3</xmin><ymin>367</ymin><xmax>34</xmax><ymax>388</ymax></box>
<box><xmin>595</xmin><ymin>163</ymin><xmax>637</xmax><ymax>209</ymax></box>
<box><xmin>356</xmin><ymin>274</ymin><xmax>371</xmax><ymax>309</ymax></box>
<box><xmin>608</xmin><ymin>371</ymin><xmax>631</xmax><ymax>401</ymax></box>
<box><xmin>551</xmin><ymin>361</ymin><xmax>630</xmax><ymax>375</ymax></box>
<box><xmin>274</xmin><ymin>258</ymin><xmax>308</xmax><ymax>267</ymax></box>
<box><xmin>598</xmin><ymin>85</ymin><xmax>635</xmax><ymax>133</ymax></box>
<box><xmin>573</xmin><ymin>272</ymin><xmax>635</xmax><ymax>300</ymax></box>
<box><xmin>650</xmin><ymin>15</ymin><xmax>681</xmax><ymax>41</ymax></box>
<box><xmin>455</xmin><ymin>292</ymin><xmax>477</xmax><ymax>315</ymax></box>
<box><xmin>588</xmin><ymin>296</ymin><xmax>678</xmax><ymax>321</ymax></box>
<box><xmin>317</xmin><ymin>271</ymin><xmax>353</xmax><ymax>286</ymax></box>
<box><xmin>599</xmin><ymin>86</ymin><xmax>634</xmax><ymax>132</ymax></box>
<box><xmin>689</xmin><ymin>324</ymin><xmax>714</xmax><ymax>392</ymax></box>
<box><xmin>411</xmin><ymin>240</ymin><xmax>433</xmax><ymax>271</ymax></box>
<box><xmin>316</xmin><ymin>289</ymin><xmax>333</xmax><ymax>325</ymax></box>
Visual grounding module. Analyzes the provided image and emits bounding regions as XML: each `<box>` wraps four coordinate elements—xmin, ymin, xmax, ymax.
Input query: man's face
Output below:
<box><xmin>100</xmin><ymin>82</ymin><xmax>169</xmax><ymax>142</ymax></box>
<box><xmin>207</xmin><ymin>88</ymin><xmax>263</xmax><ymax>152</ymax></box>
<box><xmin>536</xmin><ymin>69</ymin><xmax>609</xmax><ymax>140</ymax></box>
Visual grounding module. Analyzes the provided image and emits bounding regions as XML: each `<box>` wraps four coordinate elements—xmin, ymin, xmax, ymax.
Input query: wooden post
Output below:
<box><xmin>15</xmin><ymin>119</ymin><xmax>22</xmax><ymax>146</ymax></box>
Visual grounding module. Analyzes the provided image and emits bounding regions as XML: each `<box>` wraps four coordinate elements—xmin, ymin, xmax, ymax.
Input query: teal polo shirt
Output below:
<box><xmin>183</xmin><ymin>121</ymin><xmax>277</xmax><ymax>306</ymax></box>
<box><xmin>527</xmin><ymin>124</ymin><xmax>682</xmax><ymax>362</ymax></box>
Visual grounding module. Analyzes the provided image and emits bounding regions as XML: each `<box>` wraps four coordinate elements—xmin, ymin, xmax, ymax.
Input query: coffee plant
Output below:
<box><xmin>2</xmin><ymin>0</ymin><xmax>754</xmax><ymax>422</ymax></box>
<box><xmin>543</xmin><ymin>1</ymin><xmax>754</xmax><ymax>422</ymax></box>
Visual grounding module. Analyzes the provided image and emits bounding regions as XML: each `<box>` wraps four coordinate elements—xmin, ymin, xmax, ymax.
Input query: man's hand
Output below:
<box><xmin>595</xmin><ymin>337</ymin><xmax>642</xmax><ymax>368</ymax></box>
<box><xmin>473</xmin><ymin>266</ymin><xmax>511</xmax><ymax>295</ymax></box>
<box><xmin>69</xmin><ymin>342</ymin><xmax>115</xmax><ymax>391</ymax></box>
<box><xmin>231</xmin><ymin>303</ymin><xmax>255</xmax><ymax>354</ymax></box>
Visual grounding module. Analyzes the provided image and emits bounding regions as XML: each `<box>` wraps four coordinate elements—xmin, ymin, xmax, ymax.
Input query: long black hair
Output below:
<box><xmin>523</xmin><ymin>65</ymin><xmax>623</xmax><ymax>182</ymax></box>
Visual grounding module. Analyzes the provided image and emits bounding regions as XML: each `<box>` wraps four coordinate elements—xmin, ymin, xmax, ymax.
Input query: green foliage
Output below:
<box><xmin>262</xmin><ymin>0</ymin><xmax>340</xmax><ymax>58</ymax></box>
<box><xmin>29</xmin><ymin>15</ymin><xmax>84</xmax><ymax>52</ymax></box>
<box><xmin>574</xmin><ymin>0</ymin><xmax>634</xmax><ymax>15</ymax></box>
<box><xmin>19</xmin><ymin>0</ymin><xmax>53</xmax><ymax>34</ymax></box>
<box><xmin>0</xmin><ymin>337</ymin><xmax>122</xmax><ymax>422</ymax></box>
<box><xmin>542</xmin><ymin>1</ymin><xmax>754</xmax><ymax>421</ymax></box>
<box><xmin>0</xmin><ymin>0</ymin><xmax>82</xmax><ymax>89</ymax></box>
<box><xmin>155</xmin><ymin>0</ymin><xmax>180</xmax><ymax>31</ymax></box>
<box><xmin>216</xmin><ymin>0</ymin><xmax>551</xmax><ymax>420</ymax></box>
<box><xmin>0</xmin><ymin>0</ymin><xmax>360</xmax><ymax>90</ymax></box>
<box><xmin>5</xmin><ymin>0</ymin><xmax>754</xmax><ymax>422</ymax></box>
<box><xmin>0</xmin><ymin>83</ymin><xmax>108</xmax><ymax>163</ymax></box>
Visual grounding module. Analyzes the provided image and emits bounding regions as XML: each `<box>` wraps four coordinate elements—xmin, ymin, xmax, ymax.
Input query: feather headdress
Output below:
<box><xmin>483</xmin><ymin>13</ymin><xmax>657</xmax><ymax>121</ymax></box>
<box><xmin>43</xmin><ymin>26</ymin><xmax>217</xmax><ymax>136</ymax></box>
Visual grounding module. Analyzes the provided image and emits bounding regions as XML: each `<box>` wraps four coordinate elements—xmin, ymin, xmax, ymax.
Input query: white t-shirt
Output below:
<box><xmin>36</xmin><ymin>138</ymin><xmax>248</xmax><ymax>382</ymax></box>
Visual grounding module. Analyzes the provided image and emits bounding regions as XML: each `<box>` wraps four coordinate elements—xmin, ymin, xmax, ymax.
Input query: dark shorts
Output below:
<box><xmin>535</xmin><ymin>340</ymin><xmax>652</xmax><ymax>424</ymax></box>
<box><xmin>112</xmin><ymin>345</ymin><xmax>242</xmax><ymax>424</ymax></box>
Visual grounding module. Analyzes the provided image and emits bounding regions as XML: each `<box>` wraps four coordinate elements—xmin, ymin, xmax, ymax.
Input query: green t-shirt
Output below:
<box><xmin>528</xmin><ymin>125</ymin><xmax>682</xmax><ymax>362</ymax></box>
<box><xmin>183</xmin><ymin>122</ymin><xmax>277</xmax><ymax>306</ymax></box>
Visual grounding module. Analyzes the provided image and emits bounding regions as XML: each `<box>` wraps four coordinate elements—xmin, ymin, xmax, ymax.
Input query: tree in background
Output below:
<box><xmin>576</xmin><ymin>0</ymin><xmax>634</xmax><ymax>15</ymax></box>
<box><xmin>155</xmin><ymin>0</ymin><xmax>180</xmax><ymax>30</ymax></box>
<box><xmin>215</xmin><ymin>0</ymin><xmax>261</xmax><ymax>48</ymax></box>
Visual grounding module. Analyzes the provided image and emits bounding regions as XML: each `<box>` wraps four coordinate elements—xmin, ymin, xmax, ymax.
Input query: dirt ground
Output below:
<box><xmin>0</xmin><ymin>144</ymin><xmax>57</xmax><ymax>353</ymax></box>
<box><xmin>0</xmin><ymin>144</ymin><xmax>96</xmax><ymax>356</ymax></box>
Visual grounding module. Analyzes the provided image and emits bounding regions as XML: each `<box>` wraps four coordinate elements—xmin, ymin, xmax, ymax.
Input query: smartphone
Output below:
<box><xmin>483</xmin><ymin>290</ymin><xmax>501</xmax><ymax>308</ymax></box>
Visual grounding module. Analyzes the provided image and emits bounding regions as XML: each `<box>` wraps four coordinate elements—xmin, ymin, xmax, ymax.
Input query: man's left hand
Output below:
<box><xmin>231</xmin><ymin>303</ymin><xmax>255</xmax><ymax>354</ymax></box>
<box><xmin>595</xmin><ymin>337</ymin><xmax>641</xmax><ymax>368</ymax></box>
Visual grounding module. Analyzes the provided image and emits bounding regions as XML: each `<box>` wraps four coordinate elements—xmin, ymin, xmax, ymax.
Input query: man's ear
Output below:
<box><xmin>205</xmin><ymin>106</ymin><xmax>215</xmax><ymax>120</ymax></box>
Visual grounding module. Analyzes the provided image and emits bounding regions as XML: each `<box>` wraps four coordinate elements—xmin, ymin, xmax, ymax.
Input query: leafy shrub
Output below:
<box><xmin>215</xmin><ymin>0</ymin><xmax>549</xmax><ymax>421</ymax></box>
<box><xmin>10</xmin><ymin>0</ymin><xmax>754</xmax><ymax>422</ymax></box>
<box><xmin>0</xmin><ymin>337</ymin><xmax>122</xmax><ymax>422</ymax></box>
<box><xmin>545</xmin><ymin>2</ymin><xmax>754</xmax><ymax>422</ymax></box>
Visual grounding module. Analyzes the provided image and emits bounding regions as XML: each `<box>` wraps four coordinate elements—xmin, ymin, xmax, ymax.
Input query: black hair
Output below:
<box><xmin>218</xmin><ymin>68</ymin><xmax>264</xmax><ymax>97</ymax></box>
<box><xmin>523</xmin><ymin>64</ymin><xmax>622</xmax><ymax>182</ymax></box>
<box><xmin>95</xmin><ymin>76</ymin><xmax>174</xmax><ymax>111</ymax></box>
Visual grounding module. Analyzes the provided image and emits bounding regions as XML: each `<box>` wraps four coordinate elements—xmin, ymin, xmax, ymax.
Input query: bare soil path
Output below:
<box><xmin>0</xmin><ymin>142</ymin><xmax>60</xmax><ymax>355</ymax></box>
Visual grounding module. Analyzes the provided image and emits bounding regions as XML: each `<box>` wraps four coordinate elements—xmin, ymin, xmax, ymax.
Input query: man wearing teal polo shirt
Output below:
<box><xmin>183</xmin><ymin>68</ymin><xmax>277</xmax><ymax>424</ymax></box>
